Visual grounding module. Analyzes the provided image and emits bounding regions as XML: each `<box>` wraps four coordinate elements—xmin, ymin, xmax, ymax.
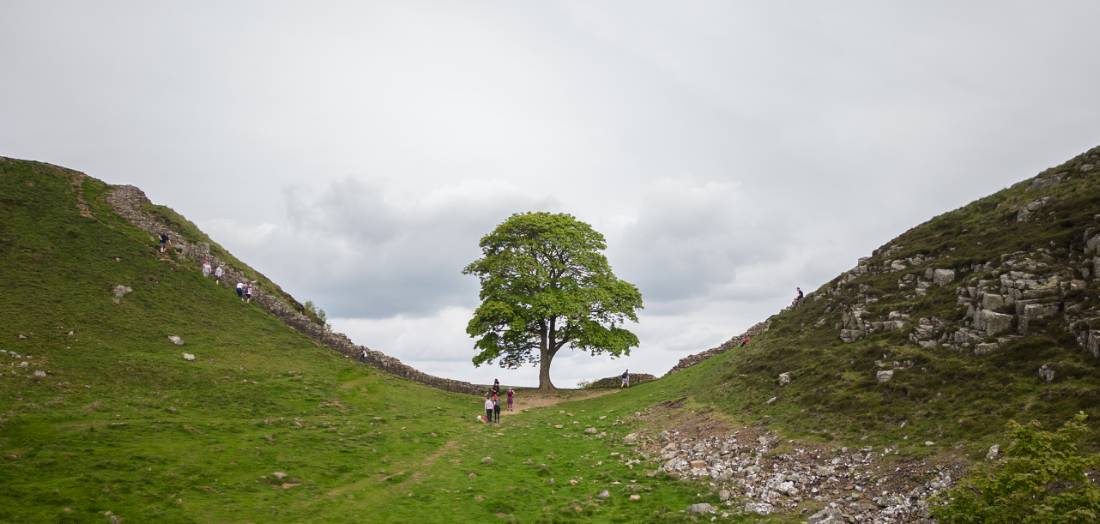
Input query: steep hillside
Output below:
<box><xmin>671</xmin><ymin>145</ymin><xmax>1100</xmax><ymax>450</ymax></box>
<box><xmin>0</xmin><ymin>158</ymin><xmax>741</xmax><ymax>523</ymax></box>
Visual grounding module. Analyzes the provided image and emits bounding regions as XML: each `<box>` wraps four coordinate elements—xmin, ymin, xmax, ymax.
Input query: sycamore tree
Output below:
<box><xmin>463</xmin><ymin>212</ymin><xmax>643</xmax><ymax>392</ymax></box>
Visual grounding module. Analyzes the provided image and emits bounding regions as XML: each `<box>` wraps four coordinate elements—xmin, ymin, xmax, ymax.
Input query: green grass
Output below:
<box><xmin>0</xmin><ymin>159</ymin><xmax>766</xmax><ymax>522</ymax></box>
<box><xmin>4</xmin><ymin>145</ymin><xmax>1099</xmax><ymax>522</ymax></box>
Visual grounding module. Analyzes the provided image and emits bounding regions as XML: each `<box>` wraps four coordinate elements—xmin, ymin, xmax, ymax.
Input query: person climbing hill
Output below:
<box><xmin>201</xmin><ymin>259</ymin><xmax>212</xmax><ymax>278</ymax></box>
<box><xmin>621</xmin><ymin>369</ymin><xmax>630</xmax><ymax>388</ymax></box>
<box><xmin>158</xmin><ymin>232</ymin><xmax>169</xmax><ymax>253</ymax></box>
<box><xmin>214</xmin><ymin>264</ymin><xmax>224</xmax><ymax>284</ymax></box>
<box><xmin>793</xmin><ymin>287</ymin><xmax>804</xmax><ymax>307</ymax></box>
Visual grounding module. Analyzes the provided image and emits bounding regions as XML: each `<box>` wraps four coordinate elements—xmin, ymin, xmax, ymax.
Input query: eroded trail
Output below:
<box><xmin>325</xmin><ymin>388</ymin><xmax>620</xmax><ymax>501</ymax></box>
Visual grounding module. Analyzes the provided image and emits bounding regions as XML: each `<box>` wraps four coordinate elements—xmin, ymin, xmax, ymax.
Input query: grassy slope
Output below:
<box><xmin>658</xmin><ymin>147</ymin><xmax>1100</xmax><ymax>457</ymax></box>
<box><xmin>0</xmin><ymin>160</ymin><xmax>761</xmax><ymax>523</ymax></box>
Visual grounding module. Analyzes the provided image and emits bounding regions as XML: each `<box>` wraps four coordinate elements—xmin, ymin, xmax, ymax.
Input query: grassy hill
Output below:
<box><xmin>4</xmin><ymin>145</ymin><xmax>1099</xmax><ymax>522</ymax></box>
<box><xmin>0</xmin><ymin>158</ymin><xmax>753</xmax><ymax>523</ymax></box>
<box><xmin>669</xmin><ymin>145</ymin><xmax>1100</xmax><ymax>454</ymax></box>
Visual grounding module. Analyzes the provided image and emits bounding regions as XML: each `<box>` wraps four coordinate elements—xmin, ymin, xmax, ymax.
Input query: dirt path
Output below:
<box><xmin>506</xmin><ymin>388</ymin><xmax>617</xmax><ymax>414</ymax></box>
<box><xmin>325</xmin><ymin>388</ymin><xmax>620</xmax><ymax>499</ymax></box>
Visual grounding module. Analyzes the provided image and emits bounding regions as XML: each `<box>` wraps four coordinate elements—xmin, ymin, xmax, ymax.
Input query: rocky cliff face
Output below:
<box><xmin>105</xmin><ymin>184</ymin><xmax>486</xmax><ymax>395</ymax></box>
<box><xmin>676</xmin><ymin>145</ymin><xmax>1100</xmax><ymax>378</ymax></box>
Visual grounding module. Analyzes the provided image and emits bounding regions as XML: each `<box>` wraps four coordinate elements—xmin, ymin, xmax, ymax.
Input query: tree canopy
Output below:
<box><xmin>463</xmin><ymin>212</ymin><xmax>643</xmax><ymax>391</ymax></box>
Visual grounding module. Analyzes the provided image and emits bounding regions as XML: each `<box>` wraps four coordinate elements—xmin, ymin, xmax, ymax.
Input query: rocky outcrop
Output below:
<box><xmin>105</xmin><ymin>185</ymin><xmax>485</xmax><ymax>395</ymax></box>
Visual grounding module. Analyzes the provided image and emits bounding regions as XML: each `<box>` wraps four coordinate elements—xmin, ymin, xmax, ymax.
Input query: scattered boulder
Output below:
<box><xmin>597</xmin><ymin>489</ymin><xmax>610</xmax><ymax>499</ymax></box>
<box><xmin>744</xmin><ymin>502</ymin><xmax>773</xmax><ymax>515</ymax></box>
<box><xmin>182</xmin><ymin>353</ymin><xmax>196</xmax><ymax>361</ymax></box>
<box><xmin>1038</xmin><ymin>364</ymin><xmax>1055</xmax><ymax>383</ymax></box>
<box><xmin>719</xmin><ymin>489</ymin><xmax>732</xmax><ymax>502</ymax></box>
<box><xmin>481</xmin><ymin>456</ymin><xmax>494</xmax><ymax>465</ymax></box>
<box><xmin>111</xmin><ymin>285</ymin><xmax>132</xmax><ymax>304</ymax></box>
<box><xmin>33</xmin><ymin>370</ymin><xmax>47</xmax><ymax>378</ymax></box>
<box><xmin>986</xmin><ymin>444</ymin><xmax>1000</xmax><ymax>461</ymax></box>
<box><xmin>584</xmin><ymin>427</ymin><xmax>597</xmax><ymax>435</ymax></box>
<box><xmin>929</xmin><ymin>268</ymin><xmax>956</xmax><ymax>286</ymax></box>
<box><xmin>629</xmin><ymin>494</ymin><xmax>641</xmax><ymax>502</ymax></box>
<box><xmin>808</xmin><ymin>508</ymin><xmax>844</xmax><ymax>523</ymax></box>
<box><xmin>687</xmin><ymin>502</ymin><xmax>716</xmax><ymax>514</ymax></box>
<box><xmin>778</xmin><ymin>372</ymin><xmax>791</xmax><ymax>386</ymax></box>
<box><xmin>622</xmin><ymin>433</ymin><xmax>639</xmax><ymax>445</ymax></box>
<box><xmin>168</xmin><ymin>335</ymin><xmax>184</xmax><ymax>346</ymax></box>
<box><xmin>876</xmin><ymin>370</ymin><xmax>894</xmax><ymax>383</ymax></box>
<box><xmin>272</xmin><ymin>471</ymin><xmax>288</xmax><ymax>480</ymax></box>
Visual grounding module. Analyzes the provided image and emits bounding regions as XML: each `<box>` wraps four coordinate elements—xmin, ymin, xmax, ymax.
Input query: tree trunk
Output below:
<box><xmin>538</xmin><ymin>318</ymin><xmax>557</xmax><ymax>392</ymax></box>
<box><xmin>538</xmin><ymin>348</ymin><xmax>556</xmax><ymax>393</ymax></box>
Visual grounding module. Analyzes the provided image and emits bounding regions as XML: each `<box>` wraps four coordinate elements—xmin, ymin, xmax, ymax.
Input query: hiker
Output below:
<box><xmin>158</xmin><ymin>232</ymin><xmax>169</xmax><ymax>253</ymax></box>
<box><xmin>359</xmin><ymin>349</ymin><xmax>369</xmax><ymax>363</ymax></box>
<box><xmin>201</xmin><ymin>259</ymin><xmax>212</xmax><ymax>278</ymax></box>
<box><xmin>214</xmin><ymin>264</ymin><xmax>224</xmax><ymax>284</ymax></box>
<box><xmin>245</xmin><ymin>282</ymin><xmax>254</xmax><ymax>303</ymax></box>
<box><xmin>236</xmin><ymin>282</ymin><xmax>245</xmax><ymax>300</ymax></box>
<box><xmin>483</xmin><ymin>393</ymin><xmax>494</xmax><ymax>424</ymax></box>
<box><xmin>492</xmin><ymin>378</ymin><xmax>500</xmax><ymax>395</ymax></box>
<box><xmin>621</xmin><ymin>370</ymin><xmax>630</xmax><ymax>388</ymax></box>
<box><xmin>793</xmin><ymin>287</ymin><xmax>804</xmax><ymax>307</ymax></box>
<box><xmin>492</xmin><ymin>392</ymin><xmax>502</xmax><ymax>423</ymax></box>
<box><xmin>740</xmin><ymin>334</ymin><xmax>751</xmax><ymax>347</ymax></box>
<box><xmin>506</xmin><ymin>388</ymin><xmax>514</xmax><ymax>411</ymax></box>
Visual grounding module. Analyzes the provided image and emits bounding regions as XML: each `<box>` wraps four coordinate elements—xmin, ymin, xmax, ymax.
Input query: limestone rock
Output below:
<box><xmin>876</xmin><ymin>370</ymin><xmax>894</xmax><ymax>383</ymax></box>
<box><xmin>975</xmin><ymin>310</ymin><xmax>1013</xmax><ymax>337</ymax></box>
<box><xmin>719</xmin><ymin>489</ymin><xmax>732</xmax><ymax>502</ymax></box>
<box><xmin>597</xmin><ymin>490</ymin><xmax>609</xmax><ymax>499</ymax></box>
<box><xmin>182</xmin><ymin>353</ymin><xmax>196</xmax><ymax>361</ymax></box>
<box><xmin>1038</xmin><ymin>364</ymin><xmax>1055</xmax><ymax>383</ymax></box>
<box><xmin>930</xmin><ymin>268</ymin><xmax>956</xmax><ymax>286</ymax></box>
<box><xmin>687</xmin><ymin>502</ymin><xmax>716</xmax><ymax>514</ymax></box>
<box><xmin>986</xmin><ymin>444</ymin><xmax>1000</xmax><ymax>461</ymax></box>
<box><xmin>272</xmin><ymin>471</ymin><xmax>288</xmax><ymax>480</ymax></box>
<box><xmin>481</xmin><ymin>456</ymin><xmax>494</xmax><ymax>465</ymax></box>
<box><xmin>974</xmin><ymin>342</ymin><xmax>999</xmax><ymax>355</ymax></box>
<box><xmin>168</xmin><ymin>335</ymin><xmax>184</xmax><ymax>346</ymax></box>
<box><xmin>584</xmin><ymin>427</ymin><xmax>597</xmax><ymax>435</ymax></box>
<box><xmin>629</xmin><ymin>494</ymin><xmax>641</xmax><ymax>502</ymax></box>
<box><xmin>808</xmin><ymin>508</ymin><xmax>844</xmax><ymax>523</ymax></box>
<box><xmin>778</xmin><ymin>372</ymin><xmax>791</xmax><ymax>386</ymax></box>
<box><xmin>111</xmin><ymin>285</ymin><xmax>132</xmax><ymax>304</ymax></box>
<box><xmin>33</xmin><ymin>370</ymin><xmax>47</xmax><ymax>378</ymax></box>
<box><xmin>622</xmin><ymin>433</ymin><xmax>639</xmax><ymax>445</ymax></box>
<box><xmin>744</xmin><ymin>502</ymin><xmax>773</xmax><ymax>515</ymax></box>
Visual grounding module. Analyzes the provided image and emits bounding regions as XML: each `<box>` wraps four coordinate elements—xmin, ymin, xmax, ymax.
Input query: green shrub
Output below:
<box><xmin>931</xmin><ymin>412</ymin><xmax>1100</xmax><ymax>523</ymax></box>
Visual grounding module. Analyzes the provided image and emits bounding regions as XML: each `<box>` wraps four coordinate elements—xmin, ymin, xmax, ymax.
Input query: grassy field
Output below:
<box><xmin>0</xmin><ymin>160</ymin><xmax>771</xmax><ymax>522</ymax></box>
<box><xmin>4</xmin><ymin>147</ymin><xmax>1099</xmax><ymax>522</ymax></box>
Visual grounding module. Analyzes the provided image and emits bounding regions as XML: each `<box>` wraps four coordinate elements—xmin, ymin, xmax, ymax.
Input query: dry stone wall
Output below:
<box><xmin>667</xmin><ymin>320</ymin><xmax>771</xmax><ymax>374</ymax></box>
<box><xmin>105</xmin><ymin>185</ymin><xmax>486</xmax><ymax>395</ymax></box>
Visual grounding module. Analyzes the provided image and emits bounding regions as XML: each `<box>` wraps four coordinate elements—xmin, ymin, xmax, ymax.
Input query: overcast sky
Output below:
<box><xmin>3</xmin><ymin>1</ymin><xmax>1099</xmax><ymax>387</ymax></box>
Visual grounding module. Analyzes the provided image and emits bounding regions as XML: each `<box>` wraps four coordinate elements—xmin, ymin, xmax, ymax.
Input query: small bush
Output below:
<box><xmin>931</xmin><ymin>412</ymin><xmax>1100</xmax><ymax>523</ymax></box>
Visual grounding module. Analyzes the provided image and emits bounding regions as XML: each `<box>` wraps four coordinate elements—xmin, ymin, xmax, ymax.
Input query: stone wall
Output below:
<box><xmin>666</xmin><ymin>320</ymin><xmax>771</xmax><ymax>374</ymax></box>
<box><xmin>105</xmin><ymin>185</ymin><xmax>486</xmax><ymax>396</ymax></box>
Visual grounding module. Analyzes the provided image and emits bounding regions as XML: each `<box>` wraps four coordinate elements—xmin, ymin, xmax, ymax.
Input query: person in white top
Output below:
<box><xmin>483</xmin><ymin>394</ymin><xmax>494</xmax><ymax>424</ymax></box>
<box><xmin>214</xmin><ymin>265</ymin><xmax>224</xmax><ymax>284</ymax></box>
<box><xmin>201</xmin><ymin>260</ymin><xmax>212</xmax><ymax>278</ymax></box>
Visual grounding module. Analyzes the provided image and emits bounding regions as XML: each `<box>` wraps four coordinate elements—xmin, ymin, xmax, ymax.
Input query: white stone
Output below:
<box><xmin>168</xmin><ymin>335</ymin><xmax>184</xmax><ymax>346</ymax></box>
<box><xmin>182</xmin><ymin>353</ymin><xmax>196</xmax><ymax>361</ymax></box>
<box><xmin>778</xmin><ymin>372</ymin><xmax>791</xmax><ymax>386</ymax></box>
<box><xmin>687</xmin><ymin>503</ymin><xmax>716</xmax><ymax>514</ymax></box>
<box><xmin>876</xmin><ymin>370</ymin><xmax>894</xmax><ymax>383</ymax></box>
